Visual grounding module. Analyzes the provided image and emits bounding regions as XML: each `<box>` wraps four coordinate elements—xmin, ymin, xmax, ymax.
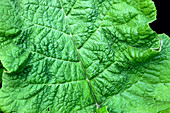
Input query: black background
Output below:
<box><xmin>0</xmin><ymin>1</ymin><xmax>169</xmax><ymax>113</ymax></box>
<box><xmin>150</xmin><ymin>0</ymin><xmax>170</xmax><ymax>36</ymax></box>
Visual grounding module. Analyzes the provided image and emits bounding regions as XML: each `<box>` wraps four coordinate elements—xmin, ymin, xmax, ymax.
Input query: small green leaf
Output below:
<box><xmin>96</xmin><ymin>106</ymin><xmax>108</xmax><ymax>113</ymax></box>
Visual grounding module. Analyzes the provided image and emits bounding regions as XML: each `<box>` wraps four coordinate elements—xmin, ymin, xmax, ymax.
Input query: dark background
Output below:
<box><xmin>150</xmin><ymin>0</ymin><xmax>170</xmax><ymax>36</ymax></box>
<box><xmin>0</xmin><ymin>1</ymin><xmax>169</xmax><ymax>113</ymax></box>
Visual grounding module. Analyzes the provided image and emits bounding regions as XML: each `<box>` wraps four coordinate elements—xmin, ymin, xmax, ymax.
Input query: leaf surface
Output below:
<box><xmin>0</xmin><ymin>0</ymin><xmax>169</xmax><ymax>113</ymax></box>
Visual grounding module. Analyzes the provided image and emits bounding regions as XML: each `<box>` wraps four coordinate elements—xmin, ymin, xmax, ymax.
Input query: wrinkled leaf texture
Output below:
<box><xmin>0</xmin><ymin>0</ymin><xmax>169</xmax><ymax>113</ymax></box>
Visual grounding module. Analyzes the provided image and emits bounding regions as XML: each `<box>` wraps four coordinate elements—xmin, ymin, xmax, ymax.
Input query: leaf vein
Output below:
<box><xmin>78</xmin><ymin>4</ymin><xmax>113</xmax><ymax>49</ymax></box>
<box><xmin>100</xmin><ymin>60</ymin><xmax>152</xmax><ymax>105</ymax></box>
<box><xmin>21</xmin><ymin>16</ymin><xmax>69</xmax><ymax>35</ymax></box>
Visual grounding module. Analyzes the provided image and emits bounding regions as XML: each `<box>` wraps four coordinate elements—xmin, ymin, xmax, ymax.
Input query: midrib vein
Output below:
<box><xmin>58</xmin><ymin>0</ymin><xmax>100</xmax><ymax>108</ymax></box>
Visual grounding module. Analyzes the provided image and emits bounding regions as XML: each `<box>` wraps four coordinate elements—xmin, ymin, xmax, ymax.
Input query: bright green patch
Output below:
<box><xmin>96</xmin><ymin>106</ymin><xmax>108</xmax><ymax>113</ymax></box>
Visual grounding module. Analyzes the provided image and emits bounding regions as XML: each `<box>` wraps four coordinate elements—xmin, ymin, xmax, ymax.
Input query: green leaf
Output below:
<box><xmin>96</xmin><ymin>106</ymin><xmax>108</xmax><ymax>113</ymax></box>
<box><xmin>0</xmin><ymin>0</ymin><xmax>169</xmax><ymax>113</ymax></box>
